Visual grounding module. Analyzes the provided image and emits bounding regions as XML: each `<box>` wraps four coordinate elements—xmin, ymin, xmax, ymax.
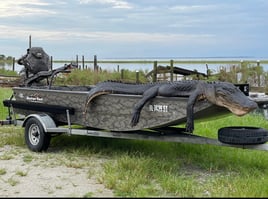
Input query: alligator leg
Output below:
<box><xmin>185</xmin><ymin>90</ymin><xmax>202</xmax><ymax>133</ymax></box>
<box><xmin>131</xmin><ymin>86</ymin><xmax>159</xmax><ymax>127</ymax></box>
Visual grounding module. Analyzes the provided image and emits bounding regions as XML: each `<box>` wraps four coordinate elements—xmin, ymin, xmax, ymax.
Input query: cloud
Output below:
<box><xmin>0</xmin><ymin>24</ymin><xmax>214</xmax><ymax>44</ymax></box>
<box><xmin>1</xmin><ymin>0</ymin><xmax>267</xmax><ymax>59</ymax></box>
<box><xmin>169</xmin><ymin>4</ymin><xmax>218</xmax><ymax>13</ymax></box>
<box><xmin>79</xmin><ymin>0</ymin><xmax>133</xmax><ymax>9</ymax></box>
<box><xmin>0</xmin><ymin>0</ymin><xmax>55</xmax><ymax>17</ymax></box>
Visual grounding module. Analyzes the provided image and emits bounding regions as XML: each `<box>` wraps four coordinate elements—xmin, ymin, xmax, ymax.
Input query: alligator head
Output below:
<box><xmin>205</xmin><ymin>82</ymin><xmax>258</xmax><ymax>116</ymax></box>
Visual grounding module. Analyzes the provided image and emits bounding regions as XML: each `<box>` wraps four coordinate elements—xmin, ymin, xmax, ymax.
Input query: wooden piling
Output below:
<box><xmin>121</xmin><ymin>69</ymin><xmax>124</xmax><ymax>79</ymax></box>
<box><xmin>94</xmin><ymin>55</ymin><xmax>98</xmax><ymax>72</ymax></box>
<box><xmin>50</xmin><ymin>56</ymin><xmax>53</xmax><ymax>70</ymax></box>
<box><xmin>136</xmin><ymin>71</ymin><xmax>139</xmax><ymax>83</ymax></box>
<box><xmin>12</xmin><ymin>57</ymin><xmax>15</xmax><ymax>71</ymax></box>
<box><xmin>170</xmin><ymin>59</ymin><xmax>174</xmax><ymax>81</ymax></box>
<box><xmin>82</xmin><ymin>55</ymin><xmax>84</xmax><ymax>70</ymax></box>
<box><xmin>76</xmin><ymin>55</ymin><xmax>79</xmax><ymax>69</ymax></box>
<box><xmin>29</xmin><ymin>35</ymin><xmax>31</xmax><ymax>48</ymax></box>
<box><xmin>153</xmin><ymin>61</ymin><xmax>157</xmax><ymax>82</ymax></box>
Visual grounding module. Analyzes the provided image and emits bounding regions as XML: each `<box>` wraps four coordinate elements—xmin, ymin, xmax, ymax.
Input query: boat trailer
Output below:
<box><xmin>1</xmin><ymin>104</ymin><xmax>268</xmax><ymax>152</ymax></box>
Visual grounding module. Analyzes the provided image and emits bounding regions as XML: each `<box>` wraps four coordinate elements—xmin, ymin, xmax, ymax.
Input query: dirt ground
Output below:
<box><xmin>0</xmin><ymin>145</ymin><xmax>114</xmax><ymax>197</ymax></box>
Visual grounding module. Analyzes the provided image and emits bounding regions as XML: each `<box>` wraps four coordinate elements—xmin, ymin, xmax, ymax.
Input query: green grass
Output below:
<box><xmin>46</xmin><ymin>114</ymin><xmax>268</xmax><ymax>197</ymax></box>
<box><xmin>0</xmin><ymin>68</ymin><xmax>18</xmax><ymax>76</ymax></box>
<box><xmin>54</xmin><ymin>68</ymin><xmax>148</xmax><ymax>85</ymax></box>
<box><xmin>0</xmin><ymin>88</ymin><xmax>268</xmax><ymax>197</ymax></box>
<box><xmin>0</xmin><ymin>87</ymin><xmax>13</xmax><ymax>120</ymax></box>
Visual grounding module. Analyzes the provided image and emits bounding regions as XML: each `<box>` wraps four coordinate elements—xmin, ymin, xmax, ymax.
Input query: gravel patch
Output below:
<box><xmin>0</xmin><ymin>145</ymin><xmax>114</xmax><ymax>197</ymax></box>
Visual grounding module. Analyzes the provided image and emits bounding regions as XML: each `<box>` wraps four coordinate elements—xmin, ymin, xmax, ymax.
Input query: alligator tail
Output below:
<box><xmin>83</xmin><ymin>91</ymin><xmax>111</xmax><ymax>115</ymax></box>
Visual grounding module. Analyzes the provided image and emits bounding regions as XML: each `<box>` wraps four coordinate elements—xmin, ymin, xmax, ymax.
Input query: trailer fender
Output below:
<box><xmin>22</xmin><ymin>113</ymin><xmax>56</xmax><ymax>132</ymax></box>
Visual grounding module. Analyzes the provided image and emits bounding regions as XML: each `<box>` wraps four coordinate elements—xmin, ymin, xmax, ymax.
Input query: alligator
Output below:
<box><xmin>83</xmin><ymin>80</ymin><xmax>258</xmax><ymax>133</ymax></box>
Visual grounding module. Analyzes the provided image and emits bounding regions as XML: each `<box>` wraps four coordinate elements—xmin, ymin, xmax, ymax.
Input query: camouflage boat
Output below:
<box><xmin>6</xmin><ymin>85</ymin><xmax>231</xmax><ymax>131</ymax></box>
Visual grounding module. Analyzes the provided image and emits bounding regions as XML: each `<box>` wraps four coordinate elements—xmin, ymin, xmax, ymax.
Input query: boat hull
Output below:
<box><xmin>11</xmin><ymin>86</ymin><xmax>231</xmax><ymax>131</ymax></box>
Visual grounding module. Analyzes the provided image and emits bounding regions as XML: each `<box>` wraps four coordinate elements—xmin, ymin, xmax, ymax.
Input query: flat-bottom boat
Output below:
<box><xmin>4</xmin><ymin>85</ymin><xmax>231</xmax><ymax>131</ymax></box>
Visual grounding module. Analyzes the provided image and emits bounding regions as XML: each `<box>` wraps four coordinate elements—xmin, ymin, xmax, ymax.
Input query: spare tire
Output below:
<box><xmin>218</xmin><ymin>126</ymin><xmax>268</xmax><ymax>145</ymax></box>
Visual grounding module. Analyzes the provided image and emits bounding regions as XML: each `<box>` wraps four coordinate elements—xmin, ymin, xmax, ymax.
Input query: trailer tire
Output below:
<box><xmin>218</xmin><ymin>126</ymin><xmax>268</xmax><ymax>145</ymax></box>
<box><xmin>24</xmin><ymin>117</ymin><xmax>51</xmax><ymax>152</ymax></box>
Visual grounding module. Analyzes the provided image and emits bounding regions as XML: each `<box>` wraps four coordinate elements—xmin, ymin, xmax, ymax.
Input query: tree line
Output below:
<box><xmin>0</xmin><ymin>54</ymin><xmax>13</xmax><ymax>61</ymax></box>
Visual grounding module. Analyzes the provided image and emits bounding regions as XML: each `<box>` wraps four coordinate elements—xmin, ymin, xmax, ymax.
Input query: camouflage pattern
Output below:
<box><xmin>11</xmin><ymin>86</ymin><xmax>230</xmax><ymax>131</ymax></box>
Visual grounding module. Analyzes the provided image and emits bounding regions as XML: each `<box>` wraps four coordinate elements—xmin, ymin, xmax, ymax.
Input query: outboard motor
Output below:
<box><xmin>18</xmin><ymin>47</ymin><xmax>51</xmax><ymax>78</ymax></box>
<box><xmin>17</xmin><ymin>47</ymin><xmax>77</xmax><ymax>87</ymax></box>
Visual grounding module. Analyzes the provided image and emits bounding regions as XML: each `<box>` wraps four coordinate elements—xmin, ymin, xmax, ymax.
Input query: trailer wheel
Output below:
<box><xmin>218</xmin><ymin>126</ymin><xmax>268</xmax><ymax>145</ymax></box>
<box><xmin>24</xmin><ymin>117</ymin><xmax>51</xmax><ymax>152</ymax></box>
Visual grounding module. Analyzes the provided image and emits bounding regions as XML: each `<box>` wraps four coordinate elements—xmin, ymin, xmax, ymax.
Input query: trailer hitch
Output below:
<box><xmin>0</xmin><ymin>117</ymin><xmax>15</xmax><ymax>125</ymax></box>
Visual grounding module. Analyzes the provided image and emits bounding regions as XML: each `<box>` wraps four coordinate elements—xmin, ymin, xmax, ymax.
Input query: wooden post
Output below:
<box><xmin>257</xmin><ymin>60</ymin><xmax>261</xmax><ymax>87</ymax></box>
<box><xmin>206</xmin><ymin>63</ymin><xmax>209</xmax><ymax>78</ymax></box>
<box><xmin>76</xmin><ymin>55</ymin><xmax>79</xmax><ymax>69</ymax></box>
<box><xmin>94</xmin><ymin>55</ymin><xmax>97</xmax><ymax>72</ymax></box>
<box><xmin>170</xmin><ymin>59</ymin><xmax>174</xmax><ymax>82</ymax></box>
<box><xmin>82</xmin><ymin>55</ymin><xmax>84</xmax><ymax>70</ymax></box>
<box><xmin>121</xmin><ymin>69</ymin><xmax>124</xmax><ymax>80</ymax></box>
<box><xmin>136</xmin><ymin>71</ymin><xmax>139</xmax><ymax>83</ymax></box>
<box><xmin>50</xmin><ymin>56</ymin><xmax>53</xmax><ymax>70</ymax></box>
<box><xmin>153</xmin><ymin>61</ymin><xmax>157</xmax><ymax>82</ymax></box>
<box><xmin>12</xmin><ymin>57</ymin><xmax>15</xmax><ymax>71</ymax></box>
<box><xmin>29</xmin><ymin>35</ymin><xmax>31</xmax><ymax>48</ymax></box>
<box><xmin>117</xmin><ymin>65</ymin><xmax>120</xmax><ymax>73</ymax></box>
